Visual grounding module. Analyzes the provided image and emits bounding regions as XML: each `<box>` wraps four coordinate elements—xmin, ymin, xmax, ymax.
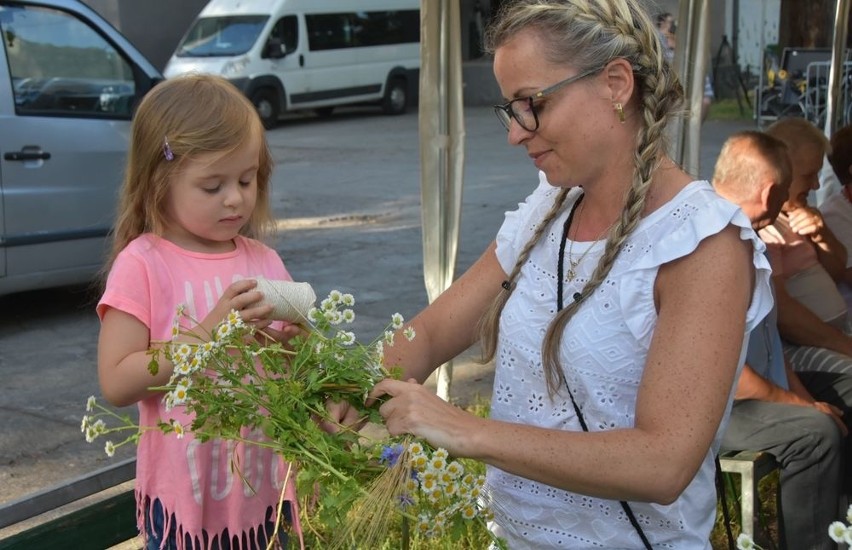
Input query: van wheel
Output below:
<box><xmin>382</xmin><ymin>78</ymin><xmax>407</xmax><ymax>115</ymax></box>
<box><xmin>251</xmin><ymin>89</ymin><xmax>279</xmax><ymax>129</ymax></box>
<box><xmin>314</xmin><ymin>107</ymin><xmax>334</xmax><ymax>118</ymax></box>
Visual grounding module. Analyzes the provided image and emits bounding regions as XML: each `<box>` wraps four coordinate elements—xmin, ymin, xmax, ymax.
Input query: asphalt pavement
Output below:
<box><xmin>0</xmin><ymin>105</ymin><xmax>754</xmax><ymax>526</ymax></box>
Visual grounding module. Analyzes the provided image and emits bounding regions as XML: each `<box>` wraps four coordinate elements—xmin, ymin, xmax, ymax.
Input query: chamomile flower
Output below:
<box><xmin>429</xmin><ymin>455</ymin><xmax>447</xmax><ymax>471</ymax></box>
<box><xmin>420</xmin><ymin>474</ymin><xmax>437</xmax><ymax>492</ymax></box>
<box><xmin>415</xmin><ymin>516</ymin><xmax>430</xmax><ymax>535</ymax></box>
<box><xmin>215</xmin><ymin>322</ymin><xmax>233</xmax><ymax>340</ymax></box>
<box><xmin>384</xmin><ymin>330</ymin><xmax>395</xmax><ymax>346</ymax></box>
<box><xmin>426</xmin><ymin>487</ymin><xmax>444</xmax><ymax>504</ymax></box>
<box><xmin>86</xmin><ymin>396</ymin><xmax>97</xmax><ymax>412</ymax></box>
<box><xmin>828</xmin><ymin>521</ymin><xmax>849</xmax><ymax>544</ymax></box>
<box><xmin>328</xmin><ymin>289</ymin><xmax>343</xmax><ymax>303</ymax></box>
<box><xmin>172</xmin><ymin>343</ymin><xmax>193</xmax><ymax>363</ymax></box>
<box><xmin>171</xmin><ymin>420</ymin><xmax>185</xmax><ymax>439</ymax></box>
<box><xmin>391</xmin><ymin>313</ymin><xmax>404</xmax><ymax>330</ymax></box>
<box><xmin>446</xmin><ymin>460</ymin><xmax>464</xmax><ymax>478</ymax></box>
<box><xmin>80</xmin><ymin>415</ymin><xmax>89</xmax><ymax>433</ymax></box>
<box><xmin>171</xmin><ymin>380</ymin><xmax>191</xmax><ymax>405</ymax></box>
<box><xmin>336</xmin><ymin>331</ymin><xmax>355</xmax><ymax>346</ymax></box>
<box><xmin>403</xmin><ymin>326</ymin><xmax>416</xmax><ymax>341</ymax></box>
<box><xmin>410</xmin><ymin>452</ymin><xmax>428</xmax><ymax>471</ymax></box>
<box><xmin>341</xmin><ymin>309</ymin><xmax>355</xmax><ymax>323</ymax></box>
<box><xmin>461</xmin><ymin>503</ymin><xmax>477</xmax><ymax>520</ymax></box>
<box><xmin>341</xmin><ymin>293</ymin><xmax>355</xmax><ymax>306</ymax></box>
<box><xmin>308</xmin><ymin>307</ymin><xmax>323</xmax><ymax>323</ymax></box>
<box><xmin>104</xmin><ymin>440</ymin><xmax>116</xmax><ymax>457</ymax></box>
<box><xmin>736</xmin><ymin>533</ymin><xmax>757</xmax><ymax>550</ymax></box>
<box><xmin>85</xmin><ymin>426</ymin><xmax>98</xmax><ymax>443</ymax></box>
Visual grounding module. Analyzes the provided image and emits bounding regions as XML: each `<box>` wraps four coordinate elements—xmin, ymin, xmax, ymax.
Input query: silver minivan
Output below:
<box><xmin>0</xmin><ymin>0</ymin><xmax>162</xmax><ymax>296</ymax></box>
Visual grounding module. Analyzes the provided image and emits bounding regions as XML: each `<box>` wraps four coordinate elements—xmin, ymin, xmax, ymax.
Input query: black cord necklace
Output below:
<box><xmin>556</xmin><ymin>193</ymin><xmax>585</xmax><ymax>310</ymax></box>
<box><xmin>554</xmin><ymin>191</ymin><xmax>653</xmax><ymax>550</ymax></box>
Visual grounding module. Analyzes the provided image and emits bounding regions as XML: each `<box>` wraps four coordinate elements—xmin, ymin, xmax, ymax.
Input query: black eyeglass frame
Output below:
<box><xmin>493</xmin><ymin>66</ymin><xmax>604</xmax><ymax>132</ymax></box>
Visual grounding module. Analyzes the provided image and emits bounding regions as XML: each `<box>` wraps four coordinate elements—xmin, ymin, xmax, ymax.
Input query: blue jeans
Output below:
<box><xmin>145</xmin><ymin>498</ymin><xmax>291</xmax><ymax>550</ymax></box>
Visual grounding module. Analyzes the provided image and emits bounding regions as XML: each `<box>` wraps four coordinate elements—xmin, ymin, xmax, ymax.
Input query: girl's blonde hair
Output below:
<box><xmin>105</xmin><ymin>73</ymin><xmax>275</xmax><ymax>274</ymax></box>
<box><xmin>480</xmin><ymin>0</ymin><xmax>684</xmax><ymax>396</ymax></box>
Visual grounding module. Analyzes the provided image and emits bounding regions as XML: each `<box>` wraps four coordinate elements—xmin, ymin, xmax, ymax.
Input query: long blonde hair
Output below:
<box><xmin>105</xmin><ymin>74</ymin><xmax>275</xmax><ymax>275</ymax></box>
<box><xmin>479</xmin><ymin>0</ymin><xmax>684</xmax><ymax>396</ymax></box>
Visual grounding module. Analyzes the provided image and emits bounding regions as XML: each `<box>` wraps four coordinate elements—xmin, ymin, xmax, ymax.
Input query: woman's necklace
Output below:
<box><xmin>556</xmin><ymin>192</ymin><xmax>613</xmax><ymax>310</ymax></box>
<box><xmin>555</xmin><ymin>193</ymin><xmax>585</xmax><ymax>308</ymax></box>
<box><xmin>565</xmin><ymin>199</ymin><xmax>594</xmax><ymax>282</ymax></box>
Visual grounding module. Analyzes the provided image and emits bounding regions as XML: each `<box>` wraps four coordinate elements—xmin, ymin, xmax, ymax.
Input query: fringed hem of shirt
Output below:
<box><xmin>137</xmin><ymin>491</ymin><xmax>304</xmax><ymax>550</ymax></box>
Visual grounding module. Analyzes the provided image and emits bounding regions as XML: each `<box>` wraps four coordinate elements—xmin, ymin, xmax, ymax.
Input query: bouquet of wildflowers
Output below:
<box><xmin>82</xmin><ymin>289</ymin><xmax>499</xmax><ymax>548</ymax></box>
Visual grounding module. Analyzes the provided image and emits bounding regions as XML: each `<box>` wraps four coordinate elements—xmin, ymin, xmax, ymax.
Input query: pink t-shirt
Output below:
<box><xmin>98</xmin><ymin>234</ymin><xmax>301</xmax><ymax>549</ymax></box>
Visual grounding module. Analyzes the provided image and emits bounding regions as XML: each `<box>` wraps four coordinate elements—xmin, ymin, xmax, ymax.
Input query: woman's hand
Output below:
<box><xmin>371</xmin><ymin>378</ymin><xmax>482</xmax><ymax>457</ymax></box>
<box><xmin>786</xmin><ymin>205</ymin><xmax>827</xmax><ymax>241</ymax></box>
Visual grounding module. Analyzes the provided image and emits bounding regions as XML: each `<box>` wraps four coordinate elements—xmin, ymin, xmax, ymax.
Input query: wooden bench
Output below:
<box><xmin>718</xmin><ymin>450</ymin><xmax>779</xmax><ymax>540</ymax></box>
<box><xmin>0</xmin><ymin>459</ymin><xmax>137</xmax><ymax>550</ymax></box>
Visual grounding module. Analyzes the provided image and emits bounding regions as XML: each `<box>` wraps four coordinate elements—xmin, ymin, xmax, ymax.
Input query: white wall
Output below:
<box><xmin>727</xmin><ymin>0</ymin><xmax>781</xmax><ymax>76</ymax></box>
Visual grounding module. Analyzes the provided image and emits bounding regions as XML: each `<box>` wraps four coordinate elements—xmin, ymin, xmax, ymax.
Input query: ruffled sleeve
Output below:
<box><xmin>495</xmin><ymin>171</ymin><xmax>579</xmax><ymax>274</ymax></box>
<box><xmin>618</xmin><ymin>182</ymin><xmax>773</xmax><ymax>344</ymax></box>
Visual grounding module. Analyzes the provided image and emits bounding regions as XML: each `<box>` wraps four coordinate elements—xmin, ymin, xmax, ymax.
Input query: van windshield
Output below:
<box><xmin>176</xmin><ymin>16</ymin><xmax>269</xmax><ymax>57</ymax></box>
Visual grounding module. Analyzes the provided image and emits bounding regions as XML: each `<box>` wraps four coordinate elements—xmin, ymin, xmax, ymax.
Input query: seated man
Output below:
<box><xmin>713</xmin><ymin>130</ymin><xmax>850</xmax><ymax>550</ymax></box>
<box><xmin>823</xmin><ymin>123</ymin><xmax>852</xmax><ymax>315</ymax></box>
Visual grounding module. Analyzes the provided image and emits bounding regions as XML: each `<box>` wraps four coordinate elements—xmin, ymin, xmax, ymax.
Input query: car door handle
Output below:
<box><xmin>4</xmin><ymin>149</ymin><xmax>51</xmax><ymax>161</ymax></box>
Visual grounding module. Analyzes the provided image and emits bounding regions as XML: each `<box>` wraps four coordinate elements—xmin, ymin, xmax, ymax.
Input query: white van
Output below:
<box><xmin>164</xmin><ymin>0</ymin><xmax>420</xmax><ymax>128</ymax></box>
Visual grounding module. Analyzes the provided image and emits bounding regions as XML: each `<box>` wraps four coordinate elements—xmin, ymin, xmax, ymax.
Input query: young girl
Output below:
<box><xmin>97</xmin><ymin>74</ymin><xmax>301</xmax><ymax>550</ymax></box>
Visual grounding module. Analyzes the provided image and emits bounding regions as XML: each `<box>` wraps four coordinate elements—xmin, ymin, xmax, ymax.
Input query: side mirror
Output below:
<box><xmin>265</xmin><ymin>38</ymin><xmax>285</xmax><ymax>59</ymax></box>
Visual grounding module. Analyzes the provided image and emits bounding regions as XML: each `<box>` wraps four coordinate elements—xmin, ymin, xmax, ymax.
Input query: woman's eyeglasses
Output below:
<box><xmin>493</xmin><ymin>66</ymin><xmax>602</xmax><ymax>132</ymax></box>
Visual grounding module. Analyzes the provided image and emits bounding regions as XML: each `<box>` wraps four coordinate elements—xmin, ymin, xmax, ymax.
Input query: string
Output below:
<box><xmin>254</xmin><ymin>279</ymin><xmax>316</xmax><ymax>323</ymax></box>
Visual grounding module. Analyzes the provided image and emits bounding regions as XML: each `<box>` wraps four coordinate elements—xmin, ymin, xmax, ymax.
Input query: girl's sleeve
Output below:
<box><xmin>97</xmin><ymin>248</ymin><xmax>153</xmax><ymax>328</ymax></box>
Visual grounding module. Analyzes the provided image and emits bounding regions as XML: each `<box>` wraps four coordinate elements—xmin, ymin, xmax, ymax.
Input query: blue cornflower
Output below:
<box><xmin>380</xmin><ymin>443</ymin><xmax>404</xmax><ymax>466</ymax></box>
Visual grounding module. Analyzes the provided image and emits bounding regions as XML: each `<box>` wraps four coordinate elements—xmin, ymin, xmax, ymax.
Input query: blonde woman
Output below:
<box><xmin>332</xmin><ymin>1</ymin><xmax>773</xmax><ymax>546</ymax></box>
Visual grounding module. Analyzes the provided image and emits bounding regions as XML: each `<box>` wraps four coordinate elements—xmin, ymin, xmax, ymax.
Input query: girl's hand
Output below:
<box><xmin>321</xmin><ymin>399</ymin><xmax>367</xmax><ymax>434</ymax></box>
<box><xmin>199</xmin><ymin>279</ymin><xmax>273</xmax><ymax>337</ymax></box>
<box><xmin>255</xmin><ymin>322</ymin><xmax>303</xmax><ymax>347</ymax></box>
<box><xmin>371</xmin><ymin>378</ymin><xmax>481</xmax><ymax>457</ymax></box>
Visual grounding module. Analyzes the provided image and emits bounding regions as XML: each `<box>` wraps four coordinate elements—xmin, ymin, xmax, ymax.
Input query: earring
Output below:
<box><xmin>614</xmin><ymin>102</ymin><xmax>625</xmax><ymax>123</ymax></box>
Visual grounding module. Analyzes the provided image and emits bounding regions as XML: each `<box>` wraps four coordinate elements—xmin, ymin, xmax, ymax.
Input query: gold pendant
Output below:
<box><xmin>566</xmin><ymin>261</ymin><xmax>578</xmax><ymax>282</ymax></box>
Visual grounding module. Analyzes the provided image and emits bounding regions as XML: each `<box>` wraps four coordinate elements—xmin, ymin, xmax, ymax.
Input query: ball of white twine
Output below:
<box><xmin>254</xmin><ymin>278</ymin><xmax>316</xmax><ymax>323</ymax></box>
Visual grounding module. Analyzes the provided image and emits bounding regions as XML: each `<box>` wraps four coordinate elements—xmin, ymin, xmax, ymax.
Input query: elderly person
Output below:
<box><xmin>713</xmin><ymin>130</ymin><xmax>850</xmax><ymax>550</ymax></box>
<box><xmin>824</xmin><ymin>123</ymin><xmax>852</xmax><ymax>313</ymax></box>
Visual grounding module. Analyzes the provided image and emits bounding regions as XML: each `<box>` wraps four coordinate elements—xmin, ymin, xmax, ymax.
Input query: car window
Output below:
<box><xmin>0</xmin><ymin>4</ymin><xmax>136</xmax><ymax>117</ymax></box>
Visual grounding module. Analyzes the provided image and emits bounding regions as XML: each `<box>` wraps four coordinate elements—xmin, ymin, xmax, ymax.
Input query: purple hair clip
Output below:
<box><xmin>163</xmin><ymin>137</ymin><xmax>174</xmax><ymax>161</ymax></box>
